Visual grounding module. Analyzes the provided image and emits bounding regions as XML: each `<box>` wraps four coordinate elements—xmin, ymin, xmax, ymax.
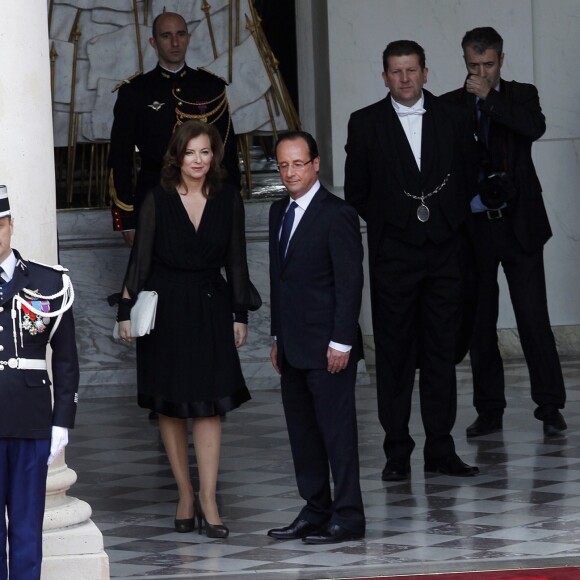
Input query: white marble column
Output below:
<box><xmin>0</xmin><ymin>2</ymin><xmax>109</xmax><ymax>578</ymax></box>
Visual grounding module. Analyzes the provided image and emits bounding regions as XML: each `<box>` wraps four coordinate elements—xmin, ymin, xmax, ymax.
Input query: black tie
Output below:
<box><xmin>279</xmin><ymin>201</ymin><xmax>298</xmax><ymax>262</ymax></box>
<box><xmin>0</xmin><ymin>266</ymin><xmax>5</xmax><ymax>285</ymax></box>
<box><xmin>477</xmin><ymin>108</ymin><xmax>490</xmax><ymax>146</ymax></box>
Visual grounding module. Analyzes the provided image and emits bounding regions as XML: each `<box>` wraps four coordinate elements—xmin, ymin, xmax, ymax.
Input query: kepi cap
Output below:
<box><xmin>0</xmin><ymin>185</ymin><xmax>10</xmax><ymax>219</ymax></box>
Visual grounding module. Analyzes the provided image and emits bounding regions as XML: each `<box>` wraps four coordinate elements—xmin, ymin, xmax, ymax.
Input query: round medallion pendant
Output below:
<box><xmin>417</xmin><ymin>203</ymin><xmax>430</xmax><ymax>222</ymax></box>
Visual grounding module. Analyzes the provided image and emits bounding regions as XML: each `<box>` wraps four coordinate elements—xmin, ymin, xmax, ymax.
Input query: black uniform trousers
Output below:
<box><xmin>372</xmin><ymin>234</ymin><xmax>462</xmax><ymax>463</ymax></box>
<box><xmin>280</xmin><ymin>356</ymin><xmax>365</xmax><ymax>536</ymax></box>
<box><xmin>469</xmin><ymin>212</ymin><xmax>566</xmax><ymax>417</ymax></box>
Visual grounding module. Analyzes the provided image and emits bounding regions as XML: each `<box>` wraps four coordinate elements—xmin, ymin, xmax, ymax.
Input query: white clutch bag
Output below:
<box><xmin>113</xmin><ymin>290</ymin><xmax>158</xmax><ymax>339</ymax></box>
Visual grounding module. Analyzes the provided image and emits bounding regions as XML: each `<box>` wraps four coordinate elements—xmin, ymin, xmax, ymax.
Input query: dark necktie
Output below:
<box><xmin>279</xmin><ymin>201</ymin><xmax>298</xmax><ymax>262</ymax></box>
<box><xmin>477</xmin><ymin>108</ymin><xmax>490</xmax><ymax>146</ymax></box>
<box><xmin>0</xmin><ymin>266</ymin><xmax>5</xmax><ymax>285</ymax></box>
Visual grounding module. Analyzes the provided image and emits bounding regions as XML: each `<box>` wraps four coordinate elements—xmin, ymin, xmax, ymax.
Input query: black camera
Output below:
<box><xmin>479</xmin><ymin>171</ymin><xmax>517</xmax><ymax>209</ymax></box>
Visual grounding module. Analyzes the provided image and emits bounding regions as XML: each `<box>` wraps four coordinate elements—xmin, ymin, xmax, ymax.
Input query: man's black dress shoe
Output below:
<box><xmin>267</xmin><ymin>518</ymin><xmax>320</xmax><ymax>540</ymax></box>
<box><xmin>424</xmin><ymin>454</ymin><xmax>479</xmax><ymax>476</ymax></box>
<box><xmin>542</xmin><ymin>411</ymin><xmax>567</xmax><ymax>437</ymax></box>
<box><xmin>381</xmin><ymin>460</ymin><xmax>410</xmax><ymax>482</ymax></box>
<box><xmin>466</xmin><ymin>415</ymin><xmax>502</xmax><ymax>437</ymax></box>
<box><xmin>302</xmin><ymin>523</ymin><xmax>364</xmax><ymax>545</ymax></box>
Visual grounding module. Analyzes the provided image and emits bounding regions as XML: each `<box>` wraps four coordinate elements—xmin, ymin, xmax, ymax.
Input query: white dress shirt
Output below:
<box><xmin>391</xmin><ymin>93</ymin><xmax>426</xmax><ymax>170</ymax></box>
<box><xmin>279</xmin><ymin>180</ymin><xmax>320</xmax><ymax>241</ymax></box>
<box><xmin>0</xmin><ymin>250</ymin><xmax>16</xmax><ymax>282</ymax></box>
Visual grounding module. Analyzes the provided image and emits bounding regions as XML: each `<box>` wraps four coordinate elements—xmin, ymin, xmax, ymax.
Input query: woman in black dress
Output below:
<box><xmin>117</xmin><ymin>120</ymin><xmax>261</xmax><ymax>537</ymax></box>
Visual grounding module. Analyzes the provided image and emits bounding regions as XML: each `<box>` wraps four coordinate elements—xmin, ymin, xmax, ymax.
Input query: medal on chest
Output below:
<box><xmin>417</xmin><ymin>202</ymin><xmax>430</xmax><ymax>222</ymax></box>
<box><xmin>21</xmin><ymin>299</ymin><xmax>51</xmax><ymax>335</ymax></box>
<box><xmin>404</xmin><ymin>173</ymin><xmax>451</xmax><ymax>223</ymax></box>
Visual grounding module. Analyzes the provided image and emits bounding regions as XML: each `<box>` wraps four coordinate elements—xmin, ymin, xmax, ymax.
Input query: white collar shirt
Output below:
<box><xmin>0</xmin><ymin>250</ymin><xmax>16</xmax><ymax>283</ymax></box>
<box><xmin>279</xmin><ymin>180</ymin><xmax>321</xmax><ymax>241</ymax></box>
<box><xmin>159</xmin><ymin>63</ymin><xmax>185</xmax><ymax>74</ymax></box>
<box><xmin>392</xmin><ymin>93</ymin><xmax>426</xmax><ymax>170</ymax></box>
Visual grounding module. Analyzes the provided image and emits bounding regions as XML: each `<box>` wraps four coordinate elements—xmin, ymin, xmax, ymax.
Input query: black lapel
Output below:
<box><xmin>486</xmin><ymin>79</ymin><xmax>509</xmax><ymax>158</ymax></box>
<box><xmin>420</xmin><ymin>95</ymin><xmax>436</xmax><ymax>184</ymax></box>
<box><xmin>422</xmin><ymin>90</ymin><xmax>454</xmax><ymax>188</ymax></box>
<box><xmin>283</xmin><ymin>187</ymin><xmax>326</xmax><ymax>265</ymax></box>
<box><xmin>272</xmin><ymin>197</ymin><xmax>289</xmax><ymax>269</ymax></box>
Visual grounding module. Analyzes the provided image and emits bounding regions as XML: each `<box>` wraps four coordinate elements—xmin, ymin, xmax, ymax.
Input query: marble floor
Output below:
<box><xmin>66</xmin><ymin>357</ymin><xmax>580</xmax><ymax>579</ymax></box>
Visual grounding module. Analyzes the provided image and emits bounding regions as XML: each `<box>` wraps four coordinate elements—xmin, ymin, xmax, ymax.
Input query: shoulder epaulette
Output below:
<box><xmin>112</xmin><ymin>71</ymin><xmax>142</xmax><ymax>93</ymax></box>
<box><xmin>29</xmin><ymin>259</ymin><xmax>69</xmax><ymax>273</ymax></box>
<box><xmin>197</xmin><ymin>66</ymin><xmax>228</xmax><ymax>85</ymax></box>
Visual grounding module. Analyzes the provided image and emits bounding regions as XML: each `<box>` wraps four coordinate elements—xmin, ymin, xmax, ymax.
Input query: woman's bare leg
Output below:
<box><xmin>158</xmin><ymin>415</ymin><xmax>194</xmax><ymax>520</ymax></box>
<box><xmin>192</xmin><ymin>415</ymin><xmax>222</xmax><ymax>524</ymax></box>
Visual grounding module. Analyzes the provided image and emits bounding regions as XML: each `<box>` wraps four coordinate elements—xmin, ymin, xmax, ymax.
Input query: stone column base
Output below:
<box><xmin>42</xmin><ymin>519</ymin><xmax>109</xmax><ymax>580</ymax></box>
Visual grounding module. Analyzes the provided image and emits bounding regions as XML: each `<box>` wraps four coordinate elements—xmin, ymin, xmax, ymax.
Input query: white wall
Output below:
<box><xmin>529</xmin><ymin>0</ymin><xmax>580</xmax><ymax>327</ymax></box>
<box><xmin>296</xmin><ymin>0</ymin><xmax>580</xmax><ymax>333</ymax></box>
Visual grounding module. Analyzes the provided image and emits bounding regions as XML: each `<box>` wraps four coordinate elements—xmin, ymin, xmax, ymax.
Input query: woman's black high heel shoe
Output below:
<box><xmin>194</xmin><ymin>496</ymin><xmax>229</xmax><ymax>538</ymax></box>
<box><xmin>174</xmin><ymin>501</ymin><xmax>196</xmax><ymax>533</ymax></box>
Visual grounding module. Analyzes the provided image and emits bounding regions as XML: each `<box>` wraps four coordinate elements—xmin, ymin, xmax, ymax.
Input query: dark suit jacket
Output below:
<box><xmin>0</xmin><ymin>250</ymin><xmax>79</xmax><ymax>439</ymax></box>
<box><xmin>269</xmin><ymin>185</ymin><xmax>364</xmax><ymax>370</ymax></box>
<box><xmin>441</xmin><ymin>80</ymin><xmax>551</xmax><ymax>253</ymax></box>
<box><xmin>344</xmin><ymin>89</ymin><xmax>477</xmax><ymax>269</ymax></box>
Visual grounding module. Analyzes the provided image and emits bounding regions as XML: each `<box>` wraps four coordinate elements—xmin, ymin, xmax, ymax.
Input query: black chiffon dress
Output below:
<box><xmin>122</xmin><ymin>183</ymin><xmax>261</xmax><ymax>418</ymax></box>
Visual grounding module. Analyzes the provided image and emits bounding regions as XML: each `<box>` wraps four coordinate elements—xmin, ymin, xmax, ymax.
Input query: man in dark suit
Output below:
<box><xmin>442</xmin><ymin>27</ymin><xmax>566</xmax><ymax>438</ymax></box>
<box><xmin>267</xmin><ymin>131</ymin><xmax>365</xmax><ymax>544</ymax></box>
<box><xmin>0</xmin><ymin>185</ymin><xmax>79</xmax><ymax>579</ymax></box>
<box><xmin>345</xmin><ymin>40</ymin><xmax>479</xmax><ymax>482</ymax></box>
<box><xmin>108</xmin><ymin>11</ymin><xmax>240</xmax><ymax>245</ymax></box>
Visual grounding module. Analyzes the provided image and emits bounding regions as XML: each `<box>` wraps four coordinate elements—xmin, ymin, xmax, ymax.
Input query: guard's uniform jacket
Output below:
<box><xmin>0</xmin><ymin>250</ymin><xmax>78</xmax><ymax>439</ymax></box>
<box><xmin>108</xmin><ymin>64</ymin><xmax>241</xmax><ymax>231</ymax></box>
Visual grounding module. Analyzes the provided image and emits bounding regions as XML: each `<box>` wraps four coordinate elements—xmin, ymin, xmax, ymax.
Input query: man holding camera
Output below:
<box><xmin>442</xmin><ymin>27</ymin><xmax>567</xmax><ymax>438</ymax></box>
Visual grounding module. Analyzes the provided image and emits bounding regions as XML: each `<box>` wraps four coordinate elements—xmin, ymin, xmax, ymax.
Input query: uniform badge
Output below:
<box><xmin>148</xmin><ymin>101</ymin><xmax>165</xmax><ymax>111</ymax></box>
<box><xmin>21</xmin><ymin>299</ymin><xmax>51</xmax><ymax>335</ymax></box>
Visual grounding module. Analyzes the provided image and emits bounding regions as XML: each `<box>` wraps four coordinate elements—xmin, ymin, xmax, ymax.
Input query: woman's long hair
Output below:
<box><xmin>160</xmin><ymin>120</ymin><xmax>225</xmax><ymax>197</ymax></box>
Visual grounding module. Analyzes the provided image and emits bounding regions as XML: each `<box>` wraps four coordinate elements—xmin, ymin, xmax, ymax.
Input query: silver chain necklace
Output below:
<box><xmin>403</xmin><ymin>173</ymin><xmax>451</xmax><ymax>222</ymax></box>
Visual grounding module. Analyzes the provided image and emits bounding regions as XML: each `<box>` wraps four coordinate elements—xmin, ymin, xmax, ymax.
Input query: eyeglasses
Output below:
<box><xmin>276</xmin><ymin>159</ymin><xmax>314</xmax><ymax>172</ymax></box>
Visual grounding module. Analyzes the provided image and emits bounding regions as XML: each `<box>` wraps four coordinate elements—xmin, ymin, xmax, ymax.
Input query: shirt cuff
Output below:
<box><xmin>329</xmin><ymin>341</ymin><xmax>352</xmax><ymax>352</ymax></box>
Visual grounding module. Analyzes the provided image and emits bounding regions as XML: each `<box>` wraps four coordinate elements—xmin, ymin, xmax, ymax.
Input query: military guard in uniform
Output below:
<box><xmin>0</xmin><ymin>185</ymin><xmax>79</xmax><ymax>580</ymax></box>
<box><xmin>108</xmin><ymin>11</ymin><xmax>241</xmax><ymax>244</ymax></box>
